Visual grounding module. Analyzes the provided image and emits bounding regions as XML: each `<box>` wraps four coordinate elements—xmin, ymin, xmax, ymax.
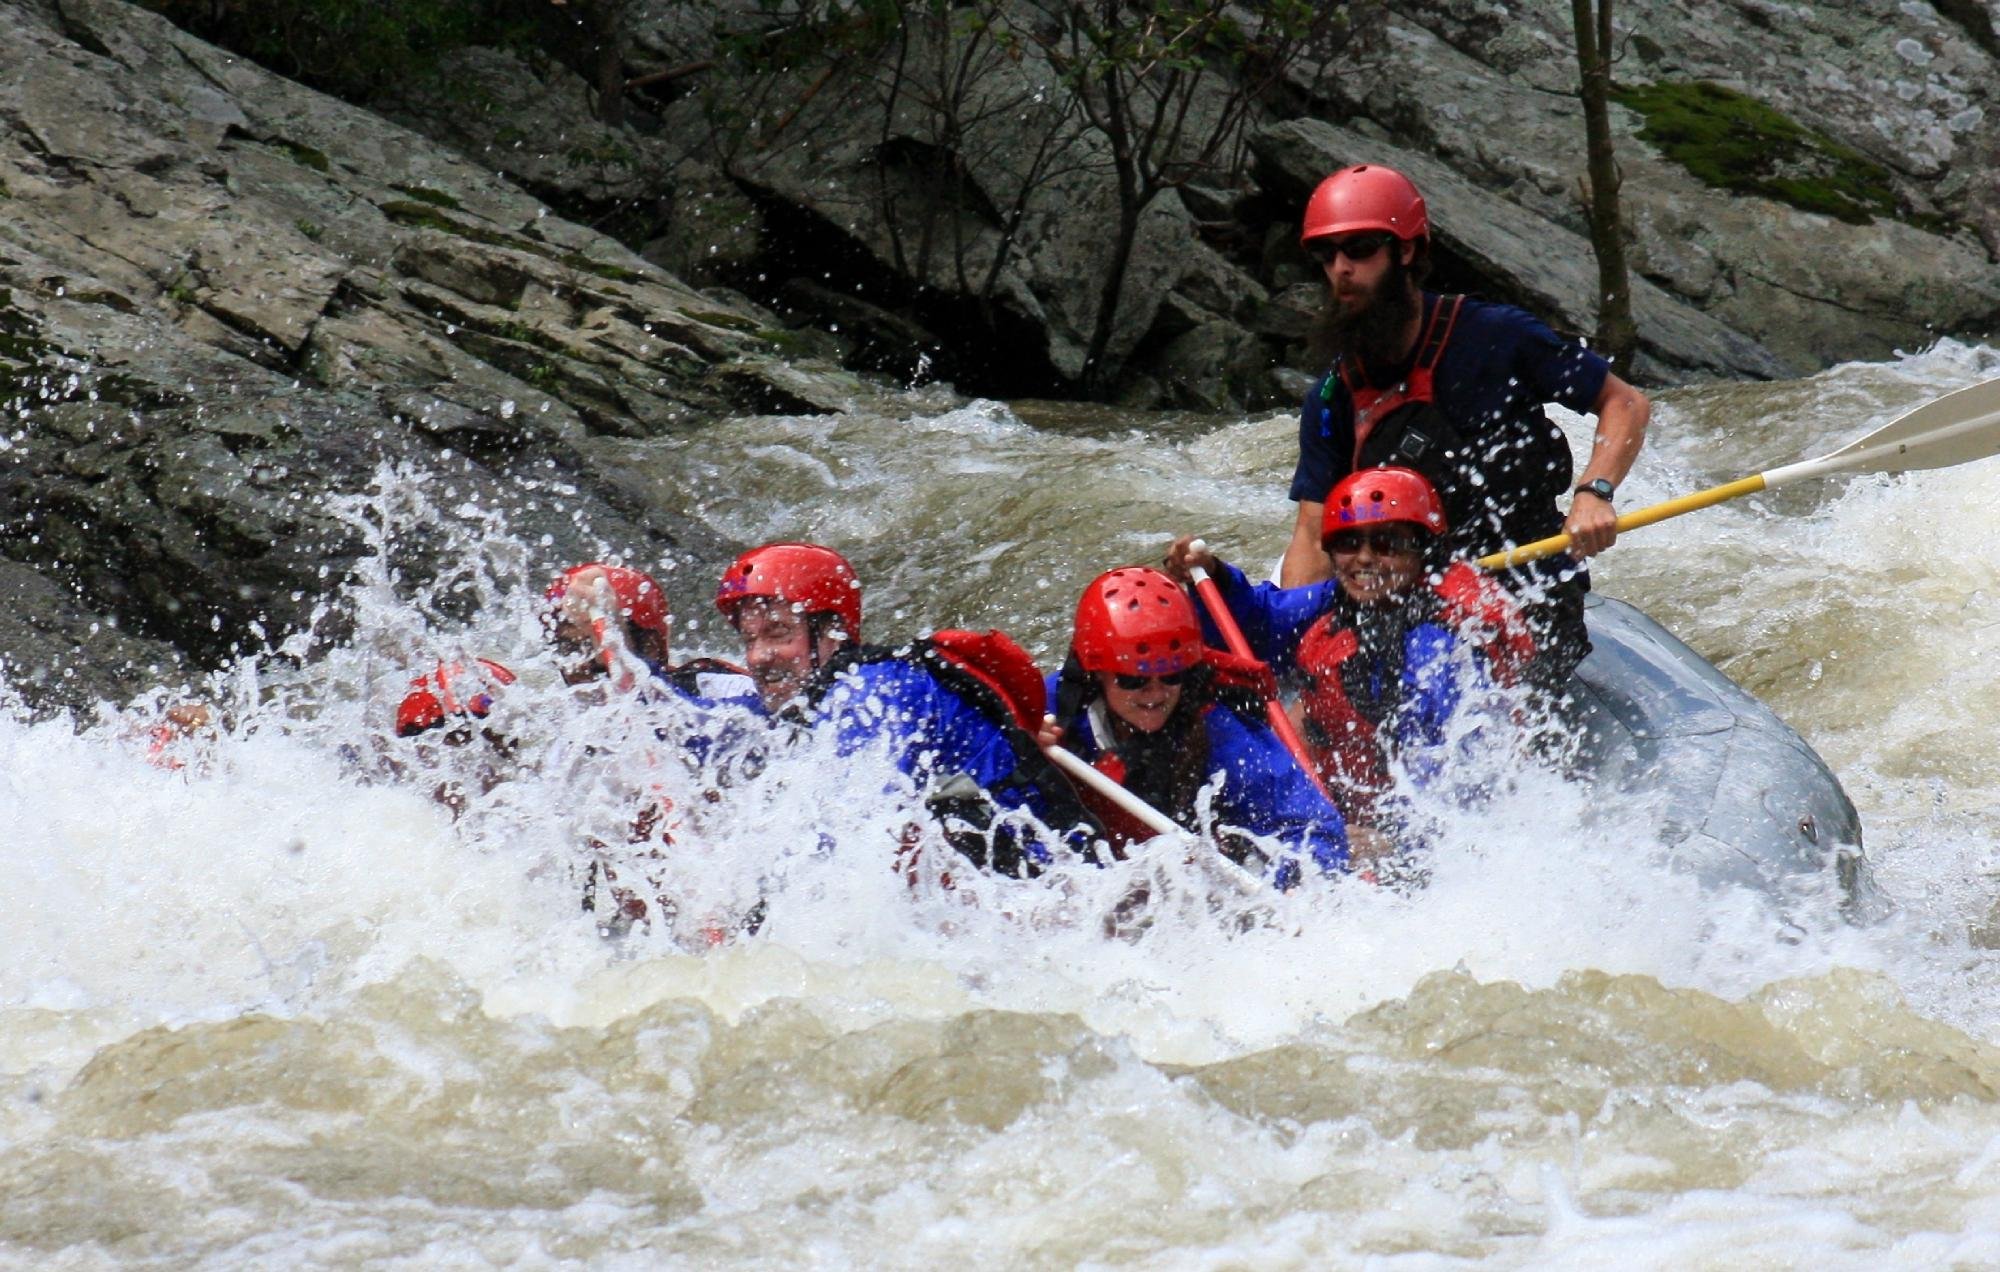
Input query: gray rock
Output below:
<box><xmin>391</xmin><ymin>0</ymin><xmax>2000</xmax><ymax>398</ymax></box>
<box><xmin>640</xmin><ymin>161</ymin><xmax>765</xmax><ymax>284</ymax></box>
<box><xmin>380</xmin><ymin>45</ymin><xmax>680</xmax><ymax>208</ymax></box>
<box><xmin>648</xmin><ymin>5</ymin><xmax>1207</xmax><ymax>386</ymax></box>
<box><xmin>1620</xmin><ymin>165</ymin><xmax>2000</xmax><ymax>367</ymax></box>
<box><xmin>1173</xmin><ymin>240</ymin><xmax>1271</xmax><ymax>325</ymax></box>
<box><xmin>1386</xmin><ymin>0</ymin><xmax>2000</xmax><ymax>184</ymax></box>
<box><xmin>1179</xmin><ymin>184</ymin><xmax>1244</xmax><ymax>223</ymax></box>
<box><xmin>777</xmin><ymin>278</ymin><xmax>943</xmax><ymax>382</ymax></box>
<box><xmin>0</xmin><ymin>559</ymin><xmax>185</xmax><ymax>715</ymax></box>
<box><xmin>1250</xmin><ymin>283</ymin><xmax>1325</xmax><ymax>343</ymax></box>
<box><xmin>625</xmin><ymin>0</ymin><xmax>769</xmax><ymax>73</ymax></box>
<box><xmin>0</xmin><ymin>0</ymin><xmax>872</xmax><ymax>711</ymax></box>
<box><xmin>1138</xmin><ymin>319</ymin><xmax>1275</xmax><ymax>413</ymax></box>
<box><xmin>1149</xmin><ymin>293</ymin><xmax>1218</xmax><ymax>343</ymax></box>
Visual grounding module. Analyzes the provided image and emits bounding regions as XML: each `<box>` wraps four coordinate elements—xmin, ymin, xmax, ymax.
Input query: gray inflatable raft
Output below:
<box><xmin>1570</xmin><ymin>594</ymin><xmax>1886</xmax><ymax>919</ymax></box>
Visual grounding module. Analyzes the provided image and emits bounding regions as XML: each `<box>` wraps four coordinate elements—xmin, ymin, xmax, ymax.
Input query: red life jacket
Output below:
<box><xmin>1332</xmin><ymin>294</ymin><xmax>1500</xmax><ymax>553</ymax></box>
<box><xmin>1430</xmin><ymin>562</ymin><xmax>1536</xmax><ymax>687</ymax></box>
<box><xmin>1205</xmin><ymin>648</ymin><xmax>1279</xmax><ymax>703</ymax></box>
<box><xmin>921</xmin><ymin>628</ymin><xmax>1048</xmax><ymax>732</ymax></box>
<box><xmin>1340</xmin><ymin>294</ymin><xmax>1465</xmax><ymax>469</ymax></box>
<box><xmin>1295</xmin><ymin>622</ymin><xmax>1390</xmax><ymax>815</ymax></box>
<box><xmin>1295</xmin><ymin>562</ymin><xmax>1533</xmax><ymax>815</ymax></box>
<box><xmin>1077</xmin><ymin>727</ymin><xmax>1156</xmax><ymax>853</ymax></box>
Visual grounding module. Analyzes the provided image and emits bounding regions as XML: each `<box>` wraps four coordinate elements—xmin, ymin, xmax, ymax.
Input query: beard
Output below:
<box><xmin>1309</xmin><ymin>252</ymin><xmax>1420</xmax><ymax>368</ymax></box>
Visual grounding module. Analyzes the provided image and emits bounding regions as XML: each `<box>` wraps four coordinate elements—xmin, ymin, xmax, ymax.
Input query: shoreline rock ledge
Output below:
<box><xmin>0</xmin><ymin>0</ymin><xmax>868</xmax><ymax>713</ymax></box>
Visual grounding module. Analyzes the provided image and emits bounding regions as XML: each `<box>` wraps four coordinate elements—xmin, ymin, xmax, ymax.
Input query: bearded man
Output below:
<box><xmin>1280</xmin><ymin>164</ymin><xmax>1651</xmax><ymax>685</ymax></box>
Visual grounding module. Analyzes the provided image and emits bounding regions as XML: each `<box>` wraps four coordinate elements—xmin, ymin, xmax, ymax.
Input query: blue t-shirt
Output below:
<box><xmin>1291</xmin><ymin>293</ymin><xmax>1609</xmax><ymax>555</ymax></box>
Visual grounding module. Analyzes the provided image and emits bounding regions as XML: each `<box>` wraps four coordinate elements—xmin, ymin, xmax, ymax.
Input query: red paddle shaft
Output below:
<box><xmin>1186</xmin><ymin>560</ymin><xmax>1333</xmax><ymax>802</ymax></box>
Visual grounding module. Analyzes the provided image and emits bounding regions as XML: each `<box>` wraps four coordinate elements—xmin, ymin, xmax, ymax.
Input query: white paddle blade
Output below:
<box><xmin>1814</xmin><ymin>376</ymin><xmax>2000</xmax><ymax>476</ymax></box>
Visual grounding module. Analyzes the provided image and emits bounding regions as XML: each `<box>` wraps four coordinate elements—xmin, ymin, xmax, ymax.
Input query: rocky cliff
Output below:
<box><xmin>0</xmin><ymin>0</ymin><xmax>875</xmax><ymax>711</ymax></box>
<box><xmin>412</xmin><ymin>0</ymin><xmax>2000</xmax><ymax>404</ymax></box>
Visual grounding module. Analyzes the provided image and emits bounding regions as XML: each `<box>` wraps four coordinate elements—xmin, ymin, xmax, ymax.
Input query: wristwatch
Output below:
<box><xmin>1574</xmin><ymin>477</ymin><xmax>1616</xmax><ymax>501</ymax></box>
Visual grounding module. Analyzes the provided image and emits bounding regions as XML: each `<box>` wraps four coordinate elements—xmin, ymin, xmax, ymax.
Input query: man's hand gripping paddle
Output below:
<box><xmin>1479</xmin><ymin>376</ymin><xmax>2000</xmax><ymax>570</ymax></box>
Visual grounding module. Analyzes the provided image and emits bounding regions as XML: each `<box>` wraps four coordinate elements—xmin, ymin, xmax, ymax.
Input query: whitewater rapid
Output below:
<box><xmin>4</xmin><ymin>343</ymin><xmax>2000</xmax><ymax>1267</ymax></box>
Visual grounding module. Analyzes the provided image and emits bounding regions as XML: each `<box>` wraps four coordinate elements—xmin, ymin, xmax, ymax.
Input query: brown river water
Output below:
<box><xmin>4</xmin><ymin>344</ymin><xmax>2000</xmax><ymax>1268</ymax></box>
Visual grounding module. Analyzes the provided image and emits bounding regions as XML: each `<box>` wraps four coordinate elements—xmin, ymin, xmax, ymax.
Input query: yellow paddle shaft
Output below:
<box><xmin>1476</xmin><ymin>474</ymin><xmax>1770</xmax><ymax>570</ymax></box>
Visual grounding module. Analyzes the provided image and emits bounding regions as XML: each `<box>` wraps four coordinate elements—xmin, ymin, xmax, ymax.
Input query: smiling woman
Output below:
<box><xmin>1100</xmin><ymin>669</ymin><xmax>1185</xmax><ymax>734</ymax></box>
<box><xmin>1319</xmin><ymin>466</ymin><xmax>1450</xmax><ymax>607</ymax></box>
<box><xmin>1039</xmin><ymin>566</ymin><xmax>1350</xmax><ymax>879</ymax></box>
<box><xmin>1327</xmin><ymin>523</ymin><xmax>1427</xmax><ymax>604</ymax></box>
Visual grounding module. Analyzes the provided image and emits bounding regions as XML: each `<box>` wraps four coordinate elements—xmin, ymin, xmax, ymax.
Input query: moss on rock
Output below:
<box><xmin>273</xmin><ymin>138</ymin><xmax>331</xmax><ymax>172</ymax></box>
<box><xmin>687</xmin><ymin>310</ymin><xmax>762</xmax><ymax>333</ymax></box>
<box><xmin>1613</xmin><ymin>80</ymin><xmax>1902</xmax><ymax>225</ymax></box>
<box><xmin>390</xmin><ymin>183</ymin><xmax>461</xmax><ymax>209</ymax></box>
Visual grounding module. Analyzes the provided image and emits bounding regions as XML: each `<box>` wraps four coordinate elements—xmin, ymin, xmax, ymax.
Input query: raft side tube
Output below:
<box><xmin>1567</xmin><ymin>595</ymin><xmax>1887</xmax><ymax>921</ymax></box>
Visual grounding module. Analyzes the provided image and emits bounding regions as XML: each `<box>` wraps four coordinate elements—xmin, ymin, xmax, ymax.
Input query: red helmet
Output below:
<box><xmin>395</xmin><ymin>658</ymin><xmax>517</xmax><ymax>737</ymax></box>
<box><xmin>714</xmin><ymin>542</ymin><xmax>862</xmax><ymax>641</ymax></box>
<box><xmin>1323</xmin><ymin>466</ymin><xmax>1448</xmax><ymax>544</ymax></box>
<box><xmin>545</xmin><ymin>563</ymin><xmax>669</xmax><ymax>644</ymax></box>
<box><xmin>1300</xmin><ymin>164</ymin><xmax>1428</xmax><ymax>245</ymax></box>
<box><xmin>1071</xmin><ymin>567</ymin><xmax>1204</xmax><ymax>678</ymax></box>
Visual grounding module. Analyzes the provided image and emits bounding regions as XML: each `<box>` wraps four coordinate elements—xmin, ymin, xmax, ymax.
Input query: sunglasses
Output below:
<box><xmin>1326</xmin><ymin>527</ymin><xmax>1425</xmax><ymax>555</ymax></box>
<box><xmin>1304</xmin><ymin>231</ymin><xmax>1393</xmax><ymax>266</ymax></box>
<box><xmin>1113</xmin><ymin>670</ymin><xmax>1189</xmax><ymax>691</ymax></box>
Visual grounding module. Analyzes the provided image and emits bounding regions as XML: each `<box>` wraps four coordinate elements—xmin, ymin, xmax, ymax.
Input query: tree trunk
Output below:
<box><xmin>1082</xmin><ymin>177</ymin><xmax>1147</xmax><ymax>396</ymax></box>
<box><xmin>586</xmin><ymin>0</ymin><xmax>626</xmax><ymax>128</ymax></box>
<box><xmin>1572</xmin><ymin>0</ymin><xmax>1637</xmax><ymax>375</ymax></box>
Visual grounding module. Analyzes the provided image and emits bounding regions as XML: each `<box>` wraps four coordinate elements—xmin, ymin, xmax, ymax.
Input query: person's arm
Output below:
<box><xmin>1397</xmin><ymin>626</ymin><xmax>1467</xmax><ymax>785</ymax></box>
<box><xmin>1284</xmin><ymin>376</ymin><xmax>1343</xmax><ymax>586</ymax></box>
<box><xmin>1209</xmin><ymin>709</ymin><xmax>1350</xmax><ymax>876</ymax></box>
<box><xmin>1279</xmin><ymin>500</ymin><xmax>1334</xmax><ymax>587</ymax></box>
<box><xmin>1165</xmin><ymin>539</ymin><xmax>1335</xmax><ymax>673</ymax></box>
<box><xmin>1564</xmin><ymin>372</ymin><xmax>1651</xmax><ymax>556</ymax></box>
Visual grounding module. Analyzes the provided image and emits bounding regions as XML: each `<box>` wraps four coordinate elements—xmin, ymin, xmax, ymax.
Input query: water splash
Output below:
<box><xmin>9</xmin><ymin>350</ymin><xmax>2000</xmax><ymax>1264</ymax></box>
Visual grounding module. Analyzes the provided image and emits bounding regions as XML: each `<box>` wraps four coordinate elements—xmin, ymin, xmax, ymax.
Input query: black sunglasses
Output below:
<box><xmin>1326</xmin><ymin>527</ymin><xmax>1425</xmax><ymax>555</ymax></box>
<box><xmin>1113</xmin><ymin>670</ymin><xmax>1189</xmax><ymax>691</ymax></box>
<box><xmin>1304</xmin><ymin>231</ymin><xmax>1393</xmax><ymax>266</ymax></box>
